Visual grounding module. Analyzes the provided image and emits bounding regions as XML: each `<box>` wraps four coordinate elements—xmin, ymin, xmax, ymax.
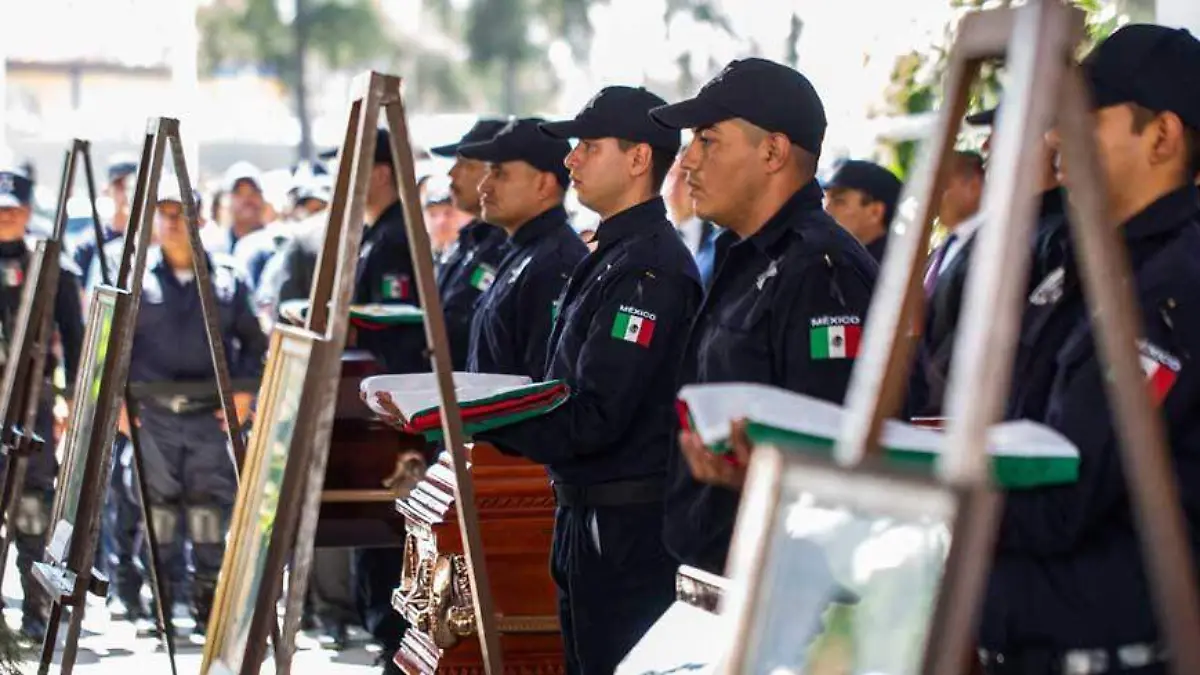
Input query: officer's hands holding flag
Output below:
<box><xmin>678</xmin><ymin>419</ymin><xmax>753</xmax><ymax>490</ymax></box>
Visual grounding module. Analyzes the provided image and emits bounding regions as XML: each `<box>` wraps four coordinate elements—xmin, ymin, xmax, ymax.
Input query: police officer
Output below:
<box><xmin>455</xmin><ymin>119</ymin><xmax>588</xmax><ymax>378</ymax></box>
<box><xmin>124</xmin><ymin>178</ymin><xmax>266</xmax><ymax>634</ymax></box>
<box><xmin>0</xmin><ymin>167</ymin><xmax>84</xmax><ymax>640</ymax></box>
<box><xmin>475</xmin><ymin>87</ymin><xmax>701</xmax><ymax>674</ymax></box>
<box><xmin>428</xmin><ymin>118</ymin><xmax>509</xmax><ymax>369</ymax></box>
<box><xmin>664</xmin><ymin>141</ymin><xmax>723</xmax><ymax>288</ymax></box>
<box><xmin>966</xmin><ymin>103</ymin><xmax>1070</xmax><ymax>289</ymax></box>
<box><xmin>648</xmin><ymin>58</ymin><xmax>894</xmax><ymax>573</ymax></box>
<box><xmin>73</xmin><ymin>153</ymin><xmax>137</xmax><ymax>282</ymax></box>
<box><xmin>823</xmin><ymin>159</ymin><xmax>903</xmax><ymax>262</ymax></box>
<box><xmin>980</xmin><ymin>25</ymin><xmax>1200</xmax><ymax>675</ymax></box>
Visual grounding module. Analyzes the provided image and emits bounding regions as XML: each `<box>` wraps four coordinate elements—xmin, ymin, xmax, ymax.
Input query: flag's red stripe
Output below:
<box><xmin>845</xmin><ymin>325</ymin><xmax>862</xmax><ymax>357</ymax></box>
<box><xmin>637</xmin><ymin>318</ymin><xmax>656</xmax><ymax>347</ymax></box>
<box><xmin>1149</xmin><ymin>365</ymin><xmax>1177</xmax><ymax>406</ymax></box>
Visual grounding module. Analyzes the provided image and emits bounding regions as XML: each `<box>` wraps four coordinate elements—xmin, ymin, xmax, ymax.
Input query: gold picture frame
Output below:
<box><xmin>721</xmin><ymin>447</ymin><xmax>961</xmax><ymax>675</ymax></box>
<box><xmin>202</xmin><ymin>324</ymin><xmax>324</xmax><ymax>675</ymax></box>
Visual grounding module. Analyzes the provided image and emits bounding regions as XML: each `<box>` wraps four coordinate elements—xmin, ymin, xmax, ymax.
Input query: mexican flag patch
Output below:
<box><xmin>469</xmin><ymin>264</ymin><xmax>496</xmax><ymax>291</ymax></box>
<box><xmin>1138</xmin><ymin>340</ymin><xmax>1181</xmax><ymax>406</ymax></box>
<box><xmin>1</xmin><ymin>263</ymin><xmax>22</xmax><ymax>288</ymax></box>
<box><xmin>381</xmin><ymin>273</ymin><xmax>410</xmax><ymax>300</ymax></box>
<box><xmin>810</xmin><ymin>315</ymin><xmax>862</xmax><ymax>360</ymax></box>
<box><xmin>611</xmin><ymin>306</ymin><xmax>656</xmax><ymax>347</ymax></box>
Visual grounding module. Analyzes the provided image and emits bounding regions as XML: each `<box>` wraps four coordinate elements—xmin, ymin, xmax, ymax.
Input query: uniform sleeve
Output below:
<box><xmin>481</xmin><ymin>270</ymin><xmax>699</xmax><ymax>464</ymax></box>
<box><xmin>230</xmin><ymin>278</ymin><xmax>268</xmax><ymax>380</ymax></box>
<box><xmin>774</xmin><ymin>259</ymin><xmax>875</xmax><ymax>404</ymax></box>
<box><xmin>54</xmin><ymin>264</ymin><xmax>86</xmax><ymax>387</ymax></box>
<box><xmin>277</xmin><ymin>240</ymin><xmax>316</xmax><ymax>306</ymax></box>
<box><xmin>513</xmin><ymin>262</ymin><xmax>573</xmax><ymax>380</ymax></box>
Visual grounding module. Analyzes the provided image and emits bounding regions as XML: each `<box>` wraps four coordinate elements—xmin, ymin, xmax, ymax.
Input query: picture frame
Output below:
<box><xmin>202</xmin><ymin>324</ymin><xmax>324</xmax><ymax>675</ymax></box>
<box><xmin>45</xmin><ymin>285</ymin><xmax>129</xmax><ymax>569</ymax></box>
<box><xmin>721</xmin><ymin>446</ymin><xmax>961</xmax><ymax>675</ymax></box>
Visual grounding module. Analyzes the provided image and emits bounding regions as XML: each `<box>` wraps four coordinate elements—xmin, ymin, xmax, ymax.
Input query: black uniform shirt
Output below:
<box><xmin>435</xmin><ymin>219</ymin><xmax>507</xmax><ymax>370</ymax></box>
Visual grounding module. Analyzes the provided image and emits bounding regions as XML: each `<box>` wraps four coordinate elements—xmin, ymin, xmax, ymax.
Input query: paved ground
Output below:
<box><xmin>1</xmin><ymin>560</ymin><xmax>387</xmax><ymax>674</ymax></box>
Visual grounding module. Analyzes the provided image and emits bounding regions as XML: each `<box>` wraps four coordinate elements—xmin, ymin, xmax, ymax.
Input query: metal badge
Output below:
<box><xmin>509</xmin><ymin>255</ymin><xmax>533</xmax><ymax>283</ymax></box>
<box><xmin>755</xmin><ymin>258</ymin><xmax>780</xmax><ymax>291</ymax></box>
<box><xmin>1028</xmin><ymin>266</ymin><xmax>1065</xmax><ymax>306</ymax></box>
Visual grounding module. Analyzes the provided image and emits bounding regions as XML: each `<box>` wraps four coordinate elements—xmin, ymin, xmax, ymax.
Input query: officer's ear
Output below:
<box><xmin>762</xmin><ymin>133</ymin><xmax>795</xmax><ymax>175</ymax></box>
<box><xmin>623</xmin><ymin>141</ymin><xmax>653</xmax><ymax>181</ymax></box>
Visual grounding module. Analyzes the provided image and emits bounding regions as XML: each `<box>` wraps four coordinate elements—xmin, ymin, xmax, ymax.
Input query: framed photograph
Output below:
<box><xmin>722</xmin><ymin>447</ymin><xmax>961</xmax><ymax>675</ymax></box>
<box><xmin>47</xmin><ymin>286</ymin><xmax>127</xmax><ymax>566</ymax></box>
<box><xmin>202</xmin><ymin>325</ymin><xmax>321</xmax><ymax>675</ymax></box>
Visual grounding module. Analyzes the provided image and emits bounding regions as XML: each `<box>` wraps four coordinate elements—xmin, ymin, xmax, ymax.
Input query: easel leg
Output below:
<box><xmin>125</xmin><ymin>394</ymin><xmax>178</xmax><ymax>675</ymax></box>
<box><xmin>0</xmin><ymin>455</ymin><xmax>25</xmax><ymax>599</ymax></box>
<box><xmin>36</xmin><ymin>601</ymin><xmax>61</xmax><ymax>675</ymax></box>
<box><xmin>58</xmin><ymin>601</ymin><xmax>85</xmax><ymax>675</ymax></box>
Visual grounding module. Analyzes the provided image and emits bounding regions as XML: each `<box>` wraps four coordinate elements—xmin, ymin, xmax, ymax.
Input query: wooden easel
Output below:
<box><xmin>269</xmin><ymin>71</ymin><xmax>504</xmax><ymax>674</ymax></box>
<box><xmin>834</xmin><ymin>1</ymin><xmax>1200</xmax><ymax>673</ymax></box>
<box><xmin>34</xmin><ymin>118</ymin><xmax>246</xmax><ymax>675</ymax></box>
<box><xmin>0</xmin><ymin>140</ymin><xmax>92</xmax><ymax>597</ymax></box>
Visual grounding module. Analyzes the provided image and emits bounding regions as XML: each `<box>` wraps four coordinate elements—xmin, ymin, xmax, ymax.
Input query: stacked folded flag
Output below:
<box><xmin>677</xmin><ymin>382</ymin><xmax>1081</xmax><ymax>489</ymax></box>
<box><xmin>279</xmin><ymin>299</ymin><xmax>424</xmax><ymax>330</ymax></box>
<box><xmin>361</xmin><ymin>373</ymin><xmax>570</xmax><ymax>441</ymax></box>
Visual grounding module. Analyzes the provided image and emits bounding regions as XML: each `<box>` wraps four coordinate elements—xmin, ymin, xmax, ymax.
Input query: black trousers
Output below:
<box><xmin>552</xmin><ymin>502</ymin><xmax>676</xmax><ymax>675</ymax></box>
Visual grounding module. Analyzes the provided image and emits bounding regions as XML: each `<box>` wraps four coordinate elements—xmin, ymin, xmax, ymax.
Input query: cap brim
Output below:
<box><xmin>456</xmin><ymin>139</ymin><xmax>514</xmax><ymax>163</ymax></box>
<box><xmin>317</xmin><ymin>148</ymin><xmax>339</xmax><ymax>160</ymax></box>
<box><xmin>538</xmin><ymin>119</ymin><xmax>593</xmax><ymax>140</ymax></box>
<box><xmin>0</xmin><ymin>195</ymin><xmax>22</xmax><ymax>209</ymax></box>
<box><xmin>965</xmin><ymin>108</ymin><xmax>997</xmax><ymax>126</ymax></box>
<box><xmin>429</xmin><ymin>142</ymin><xmax>461</xmax><ymax>157</ymax></box>
<box><xmin>650</xmin><ymin>97</ymin><xmax>730</xmax><ymax>130</ymax></box>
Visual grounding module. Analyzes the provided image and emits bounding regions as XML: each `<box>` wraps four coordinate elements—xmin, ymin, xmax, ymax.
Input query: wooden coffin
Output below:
<box><xmin>392</xmin><ymin>443</ymin><xmax>563</xmax><ymax>674</ymax></box>
<box><xmin>316</xmin><ymin>350</ymin><xmax>423</xmax><ymax>548</ymax></box>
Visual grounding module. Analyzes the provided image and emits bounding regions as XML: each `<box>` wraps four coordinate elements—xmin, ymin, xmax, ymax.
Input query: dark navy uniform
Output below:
<box><xmin>465</xmin><ymin>205</ymin><xmax>585</xmax><ymax>378</ymax></box>
<box><xmin>353</xmin><ymin>198</ymin><xmax>429</xmax><ymax>374</ymax></box>
<box><xmin>478</xmin><ymin>87</ymin><xmax>700</xmax><ymax>674</ymax></box>
<box><xmin>0</xmin><ymin>170</ymin><xmax>85</xmax><ymax>638</ymax></box>
<box><xmin>648</xmin><ymin>59</ymin><xmax>931</xmax><ymax>576</ymax></box>
<box><xmin>435</xmin><ymin>220</ymin><xmax>506</xmax><ymax>370</ymax></box>
<box><xmin>128</xmin><ymin>246</ymin><xmax>266</xmax><ymax>628</ymax></box>
<box><xmin>980</xmin><ymin>25</ymin><xmax>1200</xmax><ymax>675</ymax></box>
<box><xmin>665</xmin><ymin>182</ymin><xmax>881</xmax><ymax>572</ymax></box>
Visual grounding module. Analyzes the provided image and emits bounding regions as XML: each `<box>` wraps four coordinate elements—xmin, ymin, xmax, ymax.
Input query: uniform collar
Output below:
<box><xmin>1039</xmin><ymin>186</ymin><xmax>1066</xmax><ymax>219</ymax></box>
<box><xmin>746</xmin><ymin>179</ymin><xmax>826</xmax><ymax>254</ymax></box>
<box><xmin>372</xmin><ymin>200</ymin><xmax>406</xmax><ymax>230</ymax></box>
<box><xmin>1122</xmin><ymin>184</ymin><xmax>1200</xmax><ymax>243</ymax></box>
<box><xmin>865</xmin><ymin>232</ymin><xmax>888</xmax><ymax>262</ymax></box>
<box><xmin>511</xmin><ymin>204</ymin><xmax>569</xmax><ymax>246</ymax></box>
<box><xmin>462</xmin><ymin>218</ymin><xmax>500</xmax><ymax>245</ymax></box>
<box><xmin>149</xmin><ymin>245</ymin><xmax>212</xmax><ymax>274</ymax></box>
<box><xmin>595</xmin><ymin>197</ymin><xmax>667</xmax><ymax>249</ymax></box>
<box><xmin>0</xmin><ymin>238</ymin><xmax>26</xmax><ymax>257</ymax></box>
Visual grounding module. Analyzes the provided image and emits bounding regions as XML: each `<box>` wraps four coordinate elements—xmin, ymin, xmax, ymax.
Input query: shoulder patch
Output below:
<box><xmin>611</xmin><ymin>306</ymin><xmax>656</xmax><ymax>347</ymax></box>
<box><xmin>381</xmin><ymin>273</ymin><xmax>411</xmax><ymax>300</ymax></box>
<box><xmin>469</xmin><ymin>263</ymin><xmax>497</xmax><ymax>291</ymax></box>
<box><xmin>810</xmin><ymin>315</ymin><xmax>862</xmax><ymax>360</ymax></box>
<box><xmin>1138</xmin><ymin>339</ymin><xmax>1181</xmax><ymax>406</ymax></box>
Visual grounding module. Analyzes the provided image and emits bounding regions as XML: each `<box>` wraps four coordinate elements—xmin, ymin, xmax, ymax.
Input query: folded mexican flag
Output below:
<box><xmin>279</xmin><ymin>299</ymin><xmax>424</xmax><ymax>329</ymax></box>
<box><xmin>360</xmin><ymin>373</ymin><xmax>570</xmax><ymax>441</ymax></box>
<box><xmin>677</xmin><ymin>382</ymin><xmax>1080</xmax><ymax>489</ymax></box>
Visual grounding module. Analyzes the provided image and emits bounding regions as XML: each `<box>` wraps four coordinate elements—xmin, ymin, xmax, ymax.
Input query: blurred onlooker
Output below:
<box><xmin>823</xmin><ymin>159</ymin><xmax>903</xmax><ymax>262</ymax></box>
<box><xmin>422</xmin><ymin>175</ymin><xmax>472</xmax><ymax>260</ymax></box>
<box><xmin>663</xmin><ymin>142</ymin><xmax>721</xmax><ymax>288</ymax></box>
<box><xmin>73</xmin><ymin>154</ymin><xmax>137</xmax><ymax>284</ymax></box>
<box><xmin>201</xmin><ymin>161</ymin><xmax>266</xmax><ymax>256</ymax></box>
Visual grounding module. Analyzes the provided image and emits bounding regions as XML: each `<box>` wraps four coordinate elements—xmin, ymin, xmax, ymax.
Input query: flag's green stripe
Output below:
<box><xmin>810</xmin><ymin>326</ymin><xmax>830</xmax><ymax>359</ymax></box>
<box><xmin>612</xmin><ymin>311</ymin><xmax>631</xmax><ymax>340</ymax></box>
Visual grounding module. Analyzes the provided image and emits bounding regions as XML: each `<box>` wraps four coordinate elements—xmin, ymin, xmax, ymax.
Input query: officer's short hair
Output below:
<box><xmin>1128</xmin><ymin>103</ymin><xmax>1200</xmax><ymax>183</ymax></box>
<box><xmin>615</xmin><ymin>139</ymin><xmax>675</xmax><ymax>193</ymax></box>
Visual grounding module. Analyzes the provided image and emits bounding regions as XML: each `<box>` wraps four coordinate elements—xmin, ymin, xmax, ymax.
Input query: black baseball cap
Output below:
<box><xmin>0</xmin><ymin>170</ymin><xmax>33</xmax><ymax>208</ymax></box>
<box><xmin>1083</xmin><ymin>24</ymin><xmax>1200</xmax><ymax>131</ymax></box>
<box><xmin>317</xmin><ymin>127</ymin><xmax>397</xmax><ymax>164</ymax></box>
<box><xmin>457</xmin><ymin>118</ymin><xmax>571</xmax><ymax>188</ymax></box>
<box><xmin>966</xmin><ymin>107</ymin><xmax>997</xmax><ymax>126</ymax></box>
<box><xmin>539</xmin><ymin>86</ymin><xmax>680</xmax><ymax>153</ymax></box>
<box><xmin>826</xmin><ymin>160</ymin><xmax>903</xmax><ymax>224</ymax></box>
<box><xmin>650</xmin><ymin>58</ymin><xmax>827</xmax><ymax>155</ymax></box>
<box><xmin>431</xmin><ymin>118</ymin><xmax>508</xmax><ymax>157</ymax></box>
<box><xmin>107</xmin><ymin>153</ymin><xmax>138</xmax><ymax>183</ymax></box>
